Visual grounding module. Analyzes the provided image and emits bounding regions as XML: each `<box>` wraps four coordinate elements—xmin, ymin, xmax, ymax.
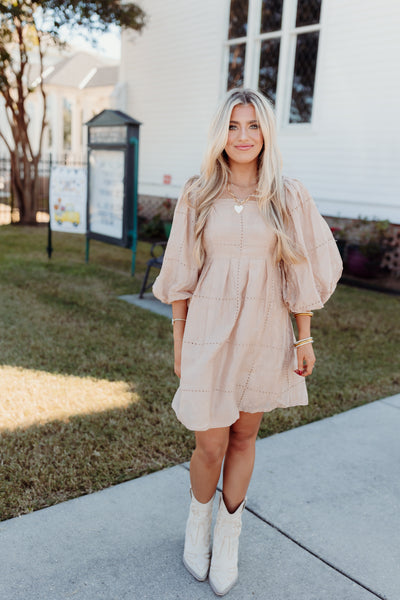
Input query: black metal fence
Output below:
<box><xmin>0</xmin><ymin>154</ymin><xmax>177</xmax><ymax>241</ymax></box>
<box><xmin>0</xmin><ymin>155</ymin><xmax>87</xmax><ymax>225</ymax></box>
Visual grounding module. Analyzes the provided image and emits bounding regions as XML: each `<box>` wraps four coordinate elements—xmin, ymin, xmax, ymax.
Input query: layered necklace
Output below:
<box><xmin>226</xmin><ymin>180</ymin><xmax>259</xmax><ymax>213</ymax></box>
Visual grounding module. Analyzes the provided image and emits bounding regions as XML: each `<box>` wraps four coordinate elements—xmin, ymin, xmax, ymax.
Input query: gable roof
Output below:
<box><xmin>43</xmin><ymin>52</ymin><xmax>118</xmax><ymax>90</ymax></box>
<box><xmin>84</xmin><ymin>65</ymin><xmax>119</xmax><ymax>88</ymax></box>
<box><xmin>85</xmin><ymin>109</ymin><xmax>141</xmax><ymax>127</ymax></box>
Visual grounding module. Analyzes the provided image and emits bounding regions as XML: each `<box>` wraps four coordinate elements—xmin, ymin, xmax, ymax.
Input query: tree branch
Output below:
<box><xmin>35</xmin><ymin>27</ymin><xmax>47</xmax><ymax>161</ymax></box>
<box><xmin>0</xmin><ymin>129</ymin><xmax>12</xmax><ymax>154</ymax></box>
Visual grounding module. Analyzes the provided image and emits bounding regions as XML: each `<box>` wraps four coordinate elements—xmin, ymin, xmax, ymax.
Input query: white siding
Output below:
<box><xmin>280</xmin><ymin>0</ymin><xmax>400</xmax><ymax>222</ymax></box>
<box><xmin>120</xmin><ymin>0</ymin><xmax>229</xmax><ymax>197</ymax></box>
<box><xmin>120</xmin><ymin>0</ymin><xmax>400</xmax><ymax>222</ymax></box>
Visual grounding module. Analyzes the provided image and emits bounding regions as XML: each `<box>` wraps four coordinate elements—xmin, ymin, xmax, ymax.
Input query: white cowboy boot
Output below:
<box><xmin>183</xmin><ymin>487</ymin><xmax>215</xmax><ymax>581</ymax></box>
<box><xmin>209</xmin><ymin>491</ymin><xmax>247</xmax><ymax>596</ymax></box>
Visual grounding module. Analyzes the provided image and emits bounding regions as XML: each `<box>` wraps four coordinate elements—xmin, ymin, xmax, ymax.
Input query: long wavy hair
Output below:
<box><xmin>182</xmin><ymin>88</ymin><xmax>306</xmax><ymax>269</ymax></box>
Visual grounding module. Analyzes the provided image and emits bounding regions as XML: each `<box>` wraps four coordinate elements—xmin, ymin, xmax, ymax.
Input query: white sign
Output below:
<box><xmin>89</xmin><ymin>149</ymin><xmax>125</xmax><ymax>240</ymax></box>
<box><xmin>49</xmin><ymin>166</ymin><xmax>87</xmax><ymax>234</ymax></box>
<box><xmin>89</xmin><ymin>126</ymin><xmax>126</xmax><ymax>145</ymax></box>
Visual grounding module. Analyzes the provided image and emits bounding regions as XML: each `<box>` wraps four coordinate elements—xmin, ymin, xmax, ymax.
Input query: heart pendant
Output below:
<box><xmin>234</xmin><ymin>204</ymin><xmax>243</xmax><ymax>214</ymax></box>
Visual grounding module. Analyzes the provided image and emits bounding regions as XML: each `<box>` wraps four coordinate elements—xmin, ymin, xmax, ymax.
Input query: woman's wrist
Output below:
<box><xmin>173</xmin><ymin>320</ymin><xmax>186</xmax><ymax>340</ymax></box>
<box><xmin>294</xmin><ymin>314</ymin><xmax>311</xmax><ymax>340</ymax></box>
<box><xmin>297</xmin><ymin>328</ymin><xmax>311</xmax><ymax>339</ymax></box>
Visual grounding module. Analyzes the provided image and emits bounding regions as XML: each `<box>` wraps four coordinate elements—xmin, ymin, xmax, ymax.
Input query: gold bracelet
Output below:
<box><xmin>294</xmin><ymin>312</ymin><xmax>314</xmax><ymax>317</ymax></box>
<box><xmin>294</xmin><ymin>336</ymin><xmax>313</xmax><ymax>347</ymax></box>
<box><xmin>295</xmin><ymin>340</ymin><xmax>314</xmax><ymax>348</ymax></box>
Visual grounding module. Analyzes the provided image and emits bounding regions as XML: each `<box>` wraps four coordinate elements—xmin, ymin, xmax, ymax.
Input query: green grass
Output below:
<box><xmin>0</xmin><ymin>225</ymin><xmax>399</xmax><ymax>522</ymax></box>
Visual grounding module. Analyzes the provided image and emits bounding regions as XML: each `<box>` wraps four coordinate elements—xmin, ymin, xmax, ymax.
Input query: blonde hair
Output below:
<box><xmin>182</xmin><ymin>88</ymin><xmax>306</xmax><ymax>269</ymax></box>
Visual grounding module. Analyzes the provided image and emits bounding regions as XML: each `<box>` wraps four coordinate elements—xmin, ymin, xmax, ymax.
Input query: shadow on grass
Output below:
<box><xmin>0</xmin><ymin>400</ymin><xmax>195</xmax><ymax>522</ymax></box>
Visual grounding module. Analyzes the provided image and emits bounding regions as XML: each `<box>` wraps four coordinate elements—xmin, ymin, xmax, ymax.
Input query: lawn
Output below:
<box><xmin>0</xmin><ymin>225</ymin><xmax>399</xmax><ymax>522</ymax></box>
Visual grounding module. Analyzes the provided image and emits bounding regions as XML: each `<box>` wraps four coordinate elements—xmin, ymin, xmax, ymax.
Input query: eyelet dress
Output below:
<box><xmin>152</xmin><ymin>176</ymin><xmax>343</xmax><ymax>431</ymax></box>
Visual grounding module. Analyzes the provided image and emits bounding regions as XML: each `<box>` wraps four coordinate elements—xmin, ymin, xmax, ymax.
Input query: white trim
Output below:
<box><xmin>243</xmin><ymin>0</ymin><xmax>261</xmax><ymax>87</ymax></box>
<box><xmin>317</xmin><ymin>198</ymin><xmax>400</xmax><ymax>224</ymax></box>
<box><xmin>319</xmin><ymin>196</ymin><xmax>400</xmax><ymax>209</ymax></box>
<box><xmin>78</xmin><ymin>68</ymin><xmax>97</xmax><ymax>90</ymax></box>
<box><xmin>308</xmin><ymin>0</ymin><xmax>328</xmax><ymax>133</ymax></box>
<box><xmin>220</xmin><ymin>0</ymin><xmax>233</xmax><ymax>97</ymax></box>
<box><xmin>225</xmin><ymin>36</ymin><xmax>247</xmax><ymax>45</ymax></box>
<box><xmin>288</xmin><ymin>23</ymin><xmax>322</xmax><ymax>36</ymax></box>
<box><xmin>275</xmin><ymin>0</ymin><xmax>294</xmax><ymax>128</ymax></box>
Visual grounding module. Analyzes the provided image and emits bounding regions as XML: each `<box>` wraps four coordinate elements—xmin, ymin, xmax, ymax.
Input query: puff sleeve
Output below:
<box><xmin>152</xmin><ymin>183</ymin><xmax>201</xmax><ymax>304</ymax></box>
<box><xmin>280</xmin><ymin>177</ymin><xmax>343</xmax><ymax>313</ymax></box>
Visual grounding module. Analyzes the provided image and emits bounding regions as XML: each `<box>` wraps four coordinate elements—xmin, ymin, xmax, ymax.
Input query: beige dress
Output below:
<box><xmin>152</xmin><ymin>176</ymin><xmax>343</xmax><ymax>431</ymax></box>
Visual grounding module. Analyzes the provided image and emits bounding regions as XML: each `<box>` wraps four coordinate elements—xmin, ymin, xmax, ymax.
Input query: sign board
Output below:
<box><xmin>85</xmin><ymin>109</ymin><xmax>141</xmax><ymax>270</ymax></box>
<box><xmin>89</xmin><ymin>126</ymin><xmax>126</xmax><ymax>145</ymax></box>
<box><xmin>49</xmin><ymin>166</ymin><xmax>87</xmax><ymax>234</ymax></box>
<box><xmin>88</xmin><ymin>149</ymin><xmax>125</xmax><ymax>241</ymax></box>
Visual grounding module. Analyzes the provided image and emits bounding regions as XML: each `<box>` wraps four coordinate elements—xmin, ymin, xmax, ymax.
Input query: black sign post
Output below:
<box><xmin>85</xmin><ymin>110</ymin><xmax>141</xmax><ymax>275</ymax></box>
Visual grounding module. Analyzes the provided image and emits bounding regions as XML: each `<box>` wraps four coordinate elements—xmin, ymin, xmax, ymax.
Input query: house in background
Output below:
<box><xmin>0</xmin><ymin>49</ymin><xmax>119</xmax><ymax>163</ymax></box>
<box><xmin>35</xmin><ymin>52</ymin><xmax>119</xmax><ymax>161</ymax></box>
<box><xmin>118</xmin><ymin>0</ymin><xmax>400</xmax><ymax>223</ymax></box>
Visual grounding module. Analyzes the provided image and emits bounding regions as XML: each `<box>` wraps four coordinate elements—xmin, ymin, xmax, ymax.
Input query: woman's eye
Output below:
<box><xmin>229</xmin><ymin>125</ymin><xmax>237</xmax><ymax>130</ymax></box>
<box><xmin>250</xmin><ymin>124</ymin><xmax>259</xmax><ymax>129</ymax></box>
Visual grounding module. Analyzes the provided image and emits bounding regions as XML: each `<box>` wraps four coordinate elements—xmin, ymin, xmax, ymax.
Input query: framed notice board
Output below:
<box><xmin>85</xmin><ymin>110</ymin><xmax>141</xmax><ymax>273</ymax></box>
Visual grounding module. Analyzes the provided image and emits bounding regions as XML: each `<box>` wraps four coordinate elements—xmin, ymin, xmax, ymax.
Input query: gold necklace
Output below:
<box><xmin>227</xmin><ymin>183</ymin><xmax>258</xmax><ymax>214</ymax></box>
<box><xmin>229</xmin><ymin>180</ymin><xmax>258</xmax><ymax>189</ymax></box>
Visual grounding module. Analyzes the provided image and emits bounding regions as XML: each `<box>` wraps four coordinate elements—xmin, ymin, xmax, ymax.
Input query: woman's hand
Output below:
<box><xmin>295</xmin><ymin>343</ymin><xmax>316</xmax><ymax>377</ymax></box>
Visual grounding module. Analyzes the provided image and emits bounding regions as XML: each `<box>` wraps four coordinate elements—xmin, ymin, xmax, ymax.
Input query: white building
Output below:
<box><xmin>0</xmin><ymin>49</ymin><xmax>119</xmax><ymax>162</ymax></box>
<box><xmin>118</xmin><ymin>0</ymin><xmax>400</xmax><ymax>223</ymax></box>
<box><xmin>37</xmin><ymin>52</ymin><xmax>119</xmax><ymax>161</ymax></box>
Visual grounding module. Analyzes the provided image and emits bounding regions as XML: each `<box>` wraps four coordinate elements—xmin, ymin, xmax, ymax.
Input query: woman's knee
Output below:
<box><xmin>195</xmin><ymin>432</ymin><xmax>229</xmax><ymax>466</ymax></box>
<box><xmin>228</xmin><ymin>428</ymin><xmax>258</xmax><ymax>453</ymax></box>
<box><xmin>227</xmin><ymin>412</ymin><xmax>263</xmax><ymax>452</ymax></box>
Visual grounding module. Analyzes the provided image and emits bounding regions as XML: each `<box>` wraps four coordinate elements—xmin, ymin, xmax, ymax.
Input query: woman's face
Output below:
<box><xmin>224</xmin><ymin>103</ymin><xmax>264</xmax><ymax>166</ymax></box>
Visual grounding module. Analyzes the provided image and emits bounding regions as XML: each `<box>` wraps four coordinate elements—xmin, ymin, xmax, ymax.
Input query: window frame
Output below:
<box><xmin>223</xmin><ymin>0</ymin><xmax>324</xmax><ymax>131</ymax></box>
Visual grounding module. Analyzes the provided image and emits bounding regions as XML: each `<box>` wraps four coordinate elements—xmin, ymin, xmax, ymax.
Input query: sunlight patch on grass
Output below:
<box><xmin>0</xmin><ymin>366</ymin><xmax>138</xmax><ymax>431</ymax></box>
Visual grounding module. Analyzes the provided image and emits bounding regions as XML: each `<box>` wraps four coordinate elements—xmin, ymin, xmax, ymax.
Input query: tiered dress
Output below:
<box><xmin>152</xmin><ymin>176</ymin><xmax>343</xmax><ymax>431</ymax></box>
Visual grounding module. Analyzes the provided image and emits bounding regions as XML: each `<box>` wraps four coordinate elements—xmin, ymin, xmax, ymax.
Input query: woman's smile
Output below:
<box><xmin>224</xmin><ymin>104</ymin><xmax>264</xmax><ymax>165</ymax></box>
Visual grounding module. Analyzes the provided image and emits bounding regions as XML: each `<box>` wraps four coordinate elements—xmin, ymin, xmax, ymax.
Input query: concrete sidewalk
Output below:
<box><xmin>1</xmin><ymin>394</ymin><xmax>399</xmax><ymax>600</ymax></box>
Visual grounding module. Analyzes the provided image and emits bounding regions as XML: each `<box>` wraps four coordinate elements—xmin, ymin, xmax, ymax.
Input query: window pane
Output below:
<box><xmin>289</xmin><ymin>32</ymin><xmax>319</xmax><ymax>123</ymax></box>
<box><xmin>260</xmin><ymin>0</ymin><xmax>283</xmax><ymax>33</ymax></box>
<box><xmin>258</xmin><ymin>38</ymin><xmax>280</xmax><ymax>105</ymax></box>
<box><xmin>296</xmin><ymin>0</ymin><xmax>322</xmax><ymax>27</ymax></box>
<box><xmin>63</xmin><ymin>98</ymin><xmax>72</xmax><ymax>150</ymax></box>
<box><xmin>227</xmin><ymin>43</ymin><xmax>246</xmax><ymax>89</ymax></box>
<box><xmin>228</xmin><ymin>0</ymin><xmax>249</xmax><ymax>39</ymax></box>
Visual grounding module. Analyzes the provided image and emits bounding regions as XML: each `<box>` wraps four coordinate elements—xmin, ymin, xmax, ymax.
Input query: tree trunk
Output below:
<box><xmin>11</xmin><ymin>154</ymin><xmax>38</xmax><ymax>224</ymax></box>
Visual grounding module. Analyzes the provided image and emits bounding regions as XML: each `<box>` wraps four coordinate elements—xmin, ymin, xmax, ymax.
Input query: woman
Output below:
<box><xmin>152</xmin><ymin>88</ymin><xmax>343</xmax><ymax>596</ymax></box>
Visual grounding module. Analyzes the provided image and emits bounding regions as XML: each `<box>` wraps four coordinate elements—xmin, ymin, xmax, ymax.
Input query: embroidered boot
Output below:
<box><xmin>209</xmin><ymin>491</ymin><xmax>247</xmax><ymax>596</ymax></box>
<box><xmin>183</xmin><ymin>487</ymin><xmax>215</xmax><ymax>581</ymax></box>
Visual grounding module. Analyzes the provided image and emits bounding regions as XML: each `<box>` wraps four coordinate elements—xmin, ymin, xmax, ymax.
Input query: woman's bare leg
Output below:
<box><xmin>190</xmin><ymin>427</ymin><xmax>230</xmax><ymax>503</ymax></box>
<box><xmin>222</xmin><ymin>411</ymin><xmax>264</xmax><ymax>512</ymax></box>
